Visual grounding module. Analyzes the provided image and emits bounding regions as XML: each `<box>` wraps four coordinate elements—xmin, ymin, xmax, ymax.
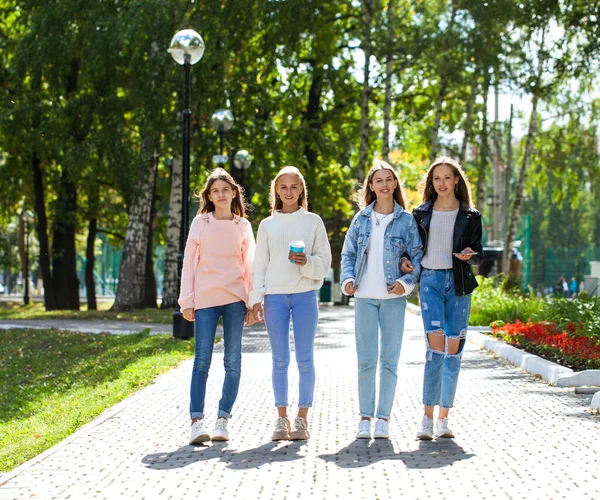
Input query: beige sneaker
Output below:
<box><xmin>290</xmin><ymin>417</ymin><xmax>310</xmax><ymax>440</ymax></box>
<box><xmin>272</xmin><ymin>416</ymin><xmax>291</xmax><ymax>441</ymax></box>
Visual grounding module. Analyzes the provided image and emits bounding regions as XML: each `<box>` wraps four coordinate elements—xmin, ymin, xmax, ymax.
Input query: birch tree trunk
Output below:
<box><xmin>476</xmin><ymin>68</ymin><xmax>491</xmax><ymax>207</ymax></box>
<box><xmin>112</xmin><ymin>143</ymin><xmax>158</xmax><ymax>311</ymax></box>
<box><xmin>357</xmin><ymin>0</ymin><xmax>373</xmax><ymax>182</ymax></box>
<box><xmin>429</xmin><ymin>3</ymin><xmax>456</xmax><ymax>163</ymax></box>
<box><xmin>459</xmin><ymin>69</ymin><xmax>479</xmax><ymax>165</ymax></box>
<box><xmin>160</xmin><ymin>155</ymin><xmax>182</xmax><ymax>309</ymax></box>
<box><xmin>503</xmin><ymin>27</ymin><xmax>547</xmax><ymax>275</ymax></box>
<box><xmin>382</xmin><ymin>0</ymin><xmax>395</xmax><ymax>163</ymax></box>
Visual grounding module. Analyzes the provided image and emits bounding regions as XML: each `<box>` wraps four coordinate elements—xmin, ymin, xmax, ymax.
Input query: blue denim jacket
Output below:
<box><xmin>341</xmin><ymin>201</ymin><xmax>423</xmax><ymax>289</ymax></box>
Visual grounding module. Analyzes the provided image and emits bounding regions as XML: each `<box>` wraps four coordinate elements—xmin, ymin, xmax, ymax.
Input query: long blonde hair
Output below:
<box><xmin>198</xmin><ymin>168</ymin><xmax>247</xmax><ymax>217</ymax></box>
<box><xmin>270</xmin><ymin>166</ymin><xmax>308</xmax><ymax>215</ymax></box>
<box><xmin>357</xmin><ymin>160</ymin><xmax>407</xmax><ymax>210</ymax></box>
<box><xmin>422</xmin><ymin>156</ymin><xmax>473</xmax><ymax>207</ymax></box>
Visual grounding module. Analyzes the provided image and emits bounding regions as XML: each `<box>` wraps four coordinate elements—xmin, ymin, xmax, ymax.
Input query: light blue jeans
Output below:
<box><xmin>420</xmin><ymin>269</ymin><xmax>471</xmax><ymax>409</ymax></box>
<box><xmin>264</xmin><ymin>290</ymin><xmax>319</xmax><ymax>408</ymax></box>
<box><xmin>190</xmin><ymin>301</ymin><xmax>246</xmax><ymax>420</ymax></box>
<box><xmin>354</xmin><ymin>297</ymin><xmax>407</xmax><ymax>420</ymax></box>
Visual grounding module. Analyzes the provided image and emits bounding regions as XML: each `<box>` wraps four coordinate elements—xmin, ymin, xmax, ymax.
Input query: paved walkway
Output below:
<box><xmin>1</xmin><ymin>306</ymin><xmax>599</xmax><ymax>499</ymax></box>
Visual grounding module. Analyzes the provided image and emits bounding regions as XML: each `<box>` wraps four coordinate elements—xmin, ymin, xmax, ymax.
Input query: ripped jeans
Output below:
<box><xmin>419</xmin><ymin>269</ymin><xmax>471</xmax><ymax>408</ymax></box>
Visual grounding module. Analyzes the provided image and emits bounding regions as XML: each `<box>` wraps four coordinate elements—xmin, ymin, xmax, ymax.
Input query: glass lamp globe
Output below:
<box><xmin>168</xmin><ymin>29</ymin><xmax>205</xmax><ymax>65</ymax></box>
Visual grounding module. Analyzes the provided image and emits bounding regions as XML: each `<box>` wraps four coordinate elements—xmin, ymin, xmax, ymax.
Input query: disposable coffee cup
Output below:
<box><xmin>289</xmin><ymin>240</ymin><xmax>305</xmax><ymax>263</ymax></box>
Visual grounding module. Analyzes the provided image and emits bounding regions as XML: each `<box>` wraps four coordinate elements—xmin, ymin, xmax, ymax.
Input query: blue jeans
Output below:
<box><xmin>190</xmin><ymin>301</ymin><xmax>246</xmax><ymax>419</ymax></box>
<box><xmin>354</xmin><ymin>297</ymin><xmax>407</xmax><ymax>420</ymax></box>
<box><xmin>264</xmin><ymin>290</ymin><xmax>319</xmax><ymax>408</ymax></box>
<box><xmin>420</xmin><ymin>269</ymin><xmax>471</xmax><ymax>409</ymax></box>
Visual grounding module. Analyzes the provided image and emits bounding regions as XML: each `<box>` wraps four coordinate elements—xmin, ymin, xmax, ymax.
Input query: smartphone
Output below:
<box><xmin>453</xmin><ymin>251</ymin><xmax>477</xmax><ymax>256</ymax></box>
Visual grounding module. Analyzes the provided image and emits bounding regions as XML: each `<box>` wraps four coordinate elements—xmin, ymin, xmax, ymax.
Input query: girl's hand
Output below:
<box><xmin>182</xmin><ymin>308</ymin><xmax>194</xmax><ymax>322</ymax></box>
<box><xmin>252</xmin><ymin>302</ymin><xmax>264</xmax><ymax>322</ymax></box>
<box><xmin>400</xmin><ymin>258</ymin><xmax>414</xmax><ymax>273</ymax></box>
<box><xmin>288</xmin><ymin>251</ymin><xmax>307</xmax><ymax>266</ymax></box>
<box><xmin>387</xmin><ymin>282</ymin><xmax>406</xmax><ymax>295</ymax></box>
<box><xmin>344</xmin><ymin>281</ymin><xmax>357</xmax><ymax>296</ymax></box>
<box><xmin>244</xmin><ymin>308</ymin><xmax>257</xmax><ymax>326</ymax></box>
<box><xmin>455</xmin><ymin>247</ymin><xmax>476</xmax><ymax>261</ymax></box>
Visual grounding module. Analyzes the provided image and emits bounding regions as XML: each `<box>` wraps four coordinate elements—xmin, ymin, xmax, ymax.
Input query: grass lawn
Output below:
<box><xmin>0</xmin><ymin>328</ymin><xmax>195</xmax><ymax>473</ymax></box>
<box><xmin>0</xmin><ymin>301</ymin><xmax>172</xmax><ymax>323</ymax></box>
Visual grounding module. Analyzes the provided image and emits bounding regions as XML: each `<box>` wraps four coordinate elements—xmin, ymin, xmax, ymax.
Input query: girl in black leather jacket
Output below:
<box><xmin>401</xmin><ymin>156</ymin><xmax>483</xmax><ymax>440</ymax></box>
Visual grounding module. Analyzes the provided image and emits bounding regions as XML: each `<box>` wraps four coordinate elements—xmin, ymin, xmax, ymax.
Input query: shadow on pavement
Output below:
<box><xmin>318</xmin><ymin>439</ymin><xmax>474</xmax><ymax>469</ymax></box>
<box><xmin>142</xmin><ymin>441</ymin><xmax>306</xmax><ymax>470</ymax></box>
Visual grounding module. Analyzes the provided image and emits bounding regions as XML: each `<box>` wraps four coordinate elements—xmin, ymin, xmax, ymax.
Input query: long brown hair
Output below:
<box><xmin>357</xmin><ymin>160</ymin><xmax>407</xmax><ymax>210</ymax></box>
<box><xmin>270</xmin><ymin>166</ymin><xmax>308</xmax><ymax>215</ymax></box>
<box><xmin>422</xmin><ymin>156</ymin><xmax>473</xmax><ymax>207</ymax></box>
<box><xmin>198</xmin><ymin>168</ymin><xmax>247</xmax><ymax>217</ymax></box>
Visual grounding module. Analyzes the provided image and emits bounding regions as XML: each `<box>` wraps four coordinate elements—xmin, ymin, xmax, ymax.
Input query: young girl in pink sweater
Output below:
<box><xmin>179</xmin><ymin>168</ymin><xmax>255</xmax><ymax>444</ymax></box>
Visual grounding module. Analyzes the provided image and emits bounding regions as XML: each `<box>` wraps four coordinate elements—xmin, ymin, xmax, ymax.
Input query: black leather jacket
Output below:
<box><xmin>412</xmin><ymin>200</ymin><xmax>483</xmax><ymax>296</ymax></box>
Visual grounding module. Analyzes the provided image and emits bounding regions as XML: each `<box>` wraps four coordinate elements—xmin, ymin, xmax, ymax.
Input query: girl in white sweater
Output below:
<box><xmin>250</xmin><ymin>166</ymin><xmax>332</xmax><ymax>441</ymax></box>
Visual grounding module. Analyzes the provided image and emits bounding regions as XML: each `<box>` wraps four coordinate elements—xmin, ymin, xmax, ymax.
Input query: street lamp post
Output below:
<box><xmin>169</xmin><ymin>29</ymin><xmax>205</xmax><ymax>339</ymax></box>
<box><xmin>210</xmin><ymin>109</ymin><xmax>234</xmax><ymax>167</ymax></box>
<box><xmin>233</xmin><ymin>149</ymin><xmax>252</xmax><ymax>190</ymax></box>
<box><xmin>22</xmin><ymin>210</ymin><xmax>34</xmax><ymax>305</ymax></box>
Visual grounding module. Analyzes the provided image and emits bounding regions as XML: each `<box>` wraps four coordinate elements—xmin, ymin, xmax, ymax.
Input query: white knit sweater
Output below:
<box><xmin>249</xmin><ymin>208</ymin><xmax>332</xmax><ymax>306</ymax></box>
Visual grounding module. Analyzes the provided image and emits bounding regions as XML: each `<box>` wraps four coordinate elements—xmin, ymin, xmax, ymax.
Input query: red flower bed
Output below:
<box><xmin>491</xmin><ymin>320</ymin><xmax>600</xmax><ymax>371</ymax></box>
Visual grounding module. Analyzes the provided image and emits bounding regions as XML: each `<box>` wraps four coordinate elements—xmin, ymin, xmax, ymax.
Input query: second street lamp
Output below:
<box><xmin>233</xmin><ymin>149</ymin><xmax>252</xmax><ymax>190</ymax></box>
<box><xmin>169</xmin><ymin>29</ymin><xmax>205</xmax><ymax>340</ymax></box>
<box><xmin>211</xmin><ymin>109</ymin><xmax>234</xmax><ymax>167</ymax></box>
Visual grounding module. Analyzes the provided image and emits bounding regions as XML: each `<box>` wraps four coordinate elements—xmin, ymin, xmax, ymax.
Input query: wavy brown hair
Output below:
<box><xmin>270</xmin><ymin>166</ymin><xmax>308</xmax><ymax>215</ymax></box>
<box><xmin>357</xmin><ymin>160</ymin><xmax>407</xmax><ymax>210</ymax></box>
<box><xmin>198</xmin><ymin>168</ymin><xmax>247</xmax><ymax>217</ymax></box>
<box><xmin>422</xmin><ymin>156</ymin><xmax>473</xmax><ymax>207</ymax></box>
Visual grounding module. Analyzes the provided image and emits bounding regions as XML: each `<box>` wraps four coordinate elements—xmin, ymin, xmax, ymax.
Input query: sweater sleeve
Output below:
<box><xmin>178</xmin><ymin>216</ymin><xmax>204</xmax><ymax>311</ymax></box>
<box><xmin>300</xmin><ymin>217</ymin><xmax>332</xmax><ymax>281</ymax></box>
<box><xmin>249</xmin><ymin>220</ymin><xmax>270</xmax><ymax>306</ymax></box>
<box><xmin>241</xmin><ymin>220</ymin><xmax>256</xmax><ymax>306</ymax></box>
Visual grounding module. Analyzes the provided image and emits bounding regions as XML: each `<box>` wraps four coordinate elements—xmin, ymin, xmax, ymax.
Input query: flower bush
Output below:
<box><xmin>490</xmin><ymin>320</ymin><xmax>600</xmax><ymax>371</ymax></box>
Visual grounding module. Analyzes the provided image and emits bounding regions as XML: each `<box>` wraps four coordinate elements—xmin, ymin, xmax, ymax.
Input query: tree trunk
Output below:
<box><xmin>429</xmin><ymin>3</ymin><xmax>456</xmax><ymax>163</ymax></box>
<box><xmin>476</xmin><ymin>68</ymin><xmax>491</xmax><ymax>207</ymax></box>
<box><xmin>357</xmin><ymin>0</ymin><xmax>373</xmax><ymax>182</ymax></box>
<box><xmin>161</xmin><ymin>156</ymin><xmax>183</xmax><ymax>309</ymax></box>
<box><xmin>51</xmin><ymin>171</ymin><xmax>80</xmax><ymax>310</ymax></box>
<box><xmin>302</xmin><ymin>57</ymin><xmax>324</xmax><ymax>200</ymax></box>
<box><xmin>459</xmin><ymin>69</ymin><xmax>479</xmax><ymax>165</ymax></box>
<box><xmin>85</xmin><ymin>218</ymin><xmax>97</xmax><ymax>310</ymax></box>
<box><xmin>144</xmin><ymin>176</ymin><xmax>158</xmax><ymax>309</ymax></box>
<box><xmin>112</xmin><ymin>144</ymin><xmax>159</xmax><ymax>311</ymax></box>
<box><xmin>503</xmin><ymin>26</ymin><xmax>547</xmax><ymax>275</ymax></box>
<box><xmin>503</xmin><ymin>104</ymin><xmax>513</xmax><ymax>241</ymax></box>
<box><xmin>382</xmin><ymin>0</ymin><xmax>395</xmax><ymax>162</ymax></box>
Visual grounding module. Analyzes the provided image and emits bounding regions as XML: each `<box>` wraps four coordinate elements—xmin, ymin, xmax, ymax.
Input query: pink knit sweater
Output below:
<box><xmin>178</xmin><ymin>212</ymin><xmax>255</xmax><ymax>311</ymax></box>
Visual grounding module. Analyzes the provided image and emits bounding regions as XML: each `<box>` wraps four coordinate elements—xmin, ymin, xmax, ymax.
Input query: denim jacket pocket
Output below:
<box><xmin>390</xmin><ymin>236</ymin><xmax>407</xmax><ymax>257</ymax></box>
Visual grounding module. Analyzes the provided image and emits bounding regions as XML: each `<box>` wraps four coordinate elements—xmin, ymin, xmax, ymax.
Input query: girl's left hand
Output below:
<box><xmin>244</xmin><ymin>309</ymin><xmax>257</xmax><ymax>326</ymax></box>
<box><xmin>288</xmin><ymin>251</ymin><xmax>307</xmax><ymax>266</ymax></box>
<box><xmin>455</xmin><ymin>247</ymin><xmax>476</xmax><ymax>261</ymax></box>
<box><xmin>387</xmin><ymin>282</ymin><xmax>406</xmax><ymax>295</ymax></box>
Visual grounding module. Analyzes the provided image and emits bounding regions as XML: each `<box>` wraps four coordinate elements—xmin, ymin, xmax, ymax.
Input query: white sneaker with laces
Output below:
<box><xmin>435</xmin><ymin>417</ymin><xmax>454</xmax><ymax>438</ymax></box>
<box><xmin>290</xmin><ymin>417</ymin><xmax>310</xmax><ymax>440</ymax></box>
<box><xmin>373</xmin><ymin>419</ymin><xmax>389</xmax><ymax>439</ymax></box>
<box><xmin>416</xmin><ymin>416</ymin><xmax>434</xmax><ymax>440</ymax></box>
<box><xmin>356</xmin><ymin>419</ymin><xmax>371</xmax><ymax>439</ymax></box>
<box><xmin>189</xmin><ymin>419</ymin><xmax>210</xmax><ymax>444</ymax></box>
<box><xmin>272</xmin><ymin>416</ymin><xmax>291</xmax><ymax>441</ymax></box>
<box><xmin>212</xmin><ymin>417</ymin><xmax>230</xmax><ymax>441</ymax></box>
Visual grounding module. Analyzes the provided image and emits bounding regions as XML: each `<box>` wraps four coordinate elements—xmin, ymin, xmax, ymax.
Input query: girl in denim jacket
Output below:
<box><xmin>341</xmin><ymin>160</ymin><xmax>423</xmax><ymax>440</ymax></box>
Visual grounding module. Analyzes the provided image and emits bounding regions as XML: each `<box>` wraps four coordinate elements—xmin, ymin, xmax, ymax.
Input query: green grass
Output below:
<box><xmin>0</xmin><ymin>328</ymin><xmax>194</xmax><ymax>472</ymax></box>
<box><xmin>0</xmin><ymin>301</ymin><xmax>172</xmax><ymax>323</ymax></box>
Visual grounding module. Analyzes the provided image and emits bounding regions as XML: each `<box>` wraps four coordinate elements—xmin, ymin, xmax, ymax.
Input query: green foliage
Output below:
<box><xmin>0</xmin><ymin>328</ymin><xmax>193</xmax><ymax>472</ymax></box>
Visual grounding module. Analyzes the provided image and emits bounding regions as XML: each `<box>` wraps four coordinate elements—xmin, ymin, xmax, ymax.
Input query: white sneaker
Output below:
<box><xmin>435</xmin><ymin>417</ymin><xmax>454</xmax><ymax>438</ymax></box>
<box><xmin>290</xmin><ymin>417</ymin><xmax>310</xmax><ymax>440</ymax></box>
<box><xmin>356</xmin><ymin>420</ymin><xmax>371</xmax><ymax>439</ymax></box>
<box><xmin>373</xmin><ymin>419</ymin><xmax>389</xmax><ymax>439</ymax></box>
<box><xmin>416</xmin><ymin>416</ymin><xmax>434</xmax><ymax>440</ymax></box>
<box><xmin>189</xmin><ymin>419</ymin><xmax>210</xmax><ymax>444</ymax></box>
<box><xmin>212</xmin><ymin>417</ymin><xmax>229</xmax><ymax>441</ymax></box>
<box><xmin>272</xmin><ymin>416</ymin><xmax>291</xmax><ymax>441</ymax></box>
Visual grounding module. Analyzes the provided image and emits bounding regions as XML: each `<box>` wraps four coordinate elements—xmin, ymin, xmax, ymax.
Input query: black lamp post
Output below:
<box><xmin>210</xmin><ymin>109</ymin><xmax>234</xmax><ymax>167</ymax></box>
<box><xmin>22</xmin><ymin>210</ymin><xmax>34</xmax><ymax>305</ymax></box>
<box><xmin>169</xmin><ymin>29</ymin><xmax>205</xmax><ymax>339</ymax></box>
<box><xmin>233</xmin><ymin>149</ymin><xmax>252</xmax><ymax>190</ymax></box>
